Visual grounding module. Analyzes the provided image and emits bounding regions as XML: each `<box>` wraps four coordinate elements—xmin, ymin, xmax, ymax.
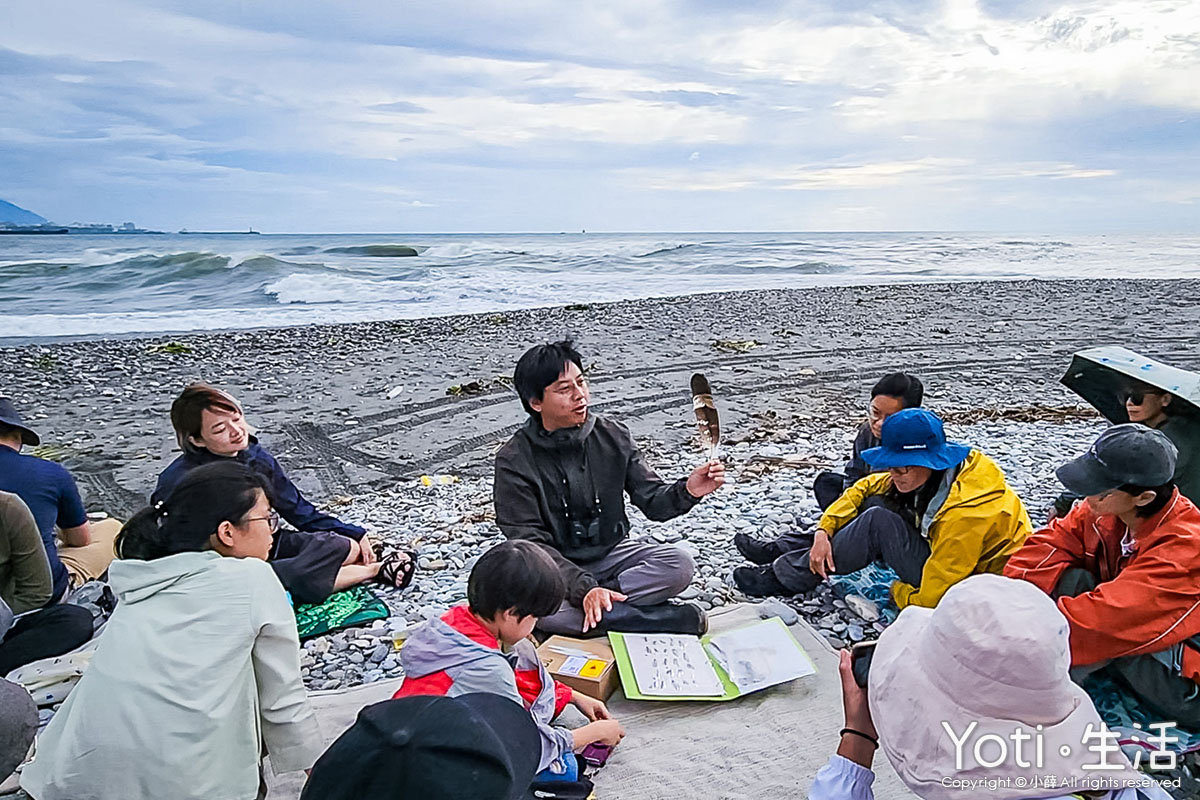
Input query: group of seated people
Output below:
<box><xmin>0</xmin><ymin>385</ymin><xmax>419</xmax><ymax>676</ymax></box>
<box><xmin>0</xmin><ymin>340</ymin><xmax>1197</xmax><ymax>800</ymax></box>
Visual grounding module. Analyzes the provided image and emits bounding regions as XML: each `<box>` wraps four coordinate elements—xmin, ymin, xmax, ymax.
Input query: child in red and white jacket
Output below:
<box><xmin>395</xmin><ymin>540</ymin><xmax>624</xmax><ymax>778</ymax></box>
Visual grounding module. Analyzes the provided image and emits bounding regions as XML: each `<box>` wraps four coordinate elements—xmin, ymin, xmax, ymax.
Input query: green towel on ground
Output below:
<box><xmin>294</xmin><ymin>586</ymin><xmax>390</xmax><ymax>639</ymax></box>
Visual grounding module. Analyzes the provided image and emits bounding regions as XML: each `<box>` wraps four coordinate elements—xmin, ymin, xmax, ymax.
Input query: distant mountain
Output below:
<box><xmin>0</xmin><ymin>199</ymin><xmax>48</xmax><ymax>225</ymax></box>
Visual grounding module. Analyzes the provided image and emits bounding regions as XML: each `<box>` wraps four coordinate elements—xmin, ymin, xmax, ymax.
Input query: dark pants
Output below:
<box><xmin>813</xmin><ymin>471</ymin><xmax>847</xmax><ymax>511</ymax></box>
<box><xmin>538</xmin><ymin>540</ymin><xmax>696</xmax><ymax>635</ymax></box>
<box><xmin>271</xmin><ymin>529</ymin><xmax>353</xmax><ymax>605</ymax></box>
<box><xmin>771</xmin><ymin>506</ymin><xmax>931</xmax><ymax>595</ymax></box>
<box><xmin>0</xmin><ymin>604</ymin><xmax>95</xmax><ymax>675</ymax></box>
<box><xmin>1054</xmin><ymin>568</ymin><xmax>1200</xmax><ymax>728</ymax></box>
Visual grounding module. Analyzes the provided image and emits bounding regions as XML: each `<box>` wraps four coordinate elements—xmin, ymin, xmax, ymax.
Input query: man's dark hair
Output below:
<box><xmin>0</xmin><ymin>422</ymin><xmax>17</xmax><ymax>440</ymax></box>
<box><xmin>871</xmin><ymin>372</ymin><xmax>924</xmax><ymax>408</ymax></box>
<box><xmin>468</xmin><ymin>540</ymin><xmax>565</xmax><ymax>620</ymax></box>
<box><xmin>1118</xmin><ymin>481</ymin><xmax>1176</xmax><ymax>519</ymax></box>
<box><xmin>513</xmin><ymin>340</ymin><xmax>584</xmax><ymax>416</ymax></box>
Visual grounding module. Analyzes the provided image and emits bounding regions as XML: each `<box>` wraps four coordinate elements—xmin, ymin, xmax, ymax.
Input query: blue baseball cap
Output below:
<box><xmin>861</xmin><ymin>408</ymin><xmax>971</xmax><ymax>471</ymax></box>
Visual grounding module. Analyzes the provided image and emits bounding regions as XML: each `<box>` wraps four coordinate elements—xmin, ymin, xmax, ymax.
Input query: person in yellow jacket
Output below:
<box><xmin>733</xmin><ymin>408</ymin><xmax>1032</xmax><ymax>608</ymax></box>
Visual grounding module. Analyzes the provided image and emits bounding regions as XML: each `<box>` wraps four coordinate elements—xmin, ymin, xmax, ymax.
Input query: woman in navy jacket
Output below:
<box><xmin>154</xmin><ymin>384</ymin><xmax>414</xmax><ymax>603</ymax></box>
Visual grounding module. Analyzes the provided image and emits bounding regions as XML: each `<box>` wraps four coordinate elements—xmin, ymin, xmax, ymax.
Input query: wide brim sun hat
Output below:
<box><xmin>868</xmin><ymin>574</ymin><xmax>1153</xmax><ymax>800</ymax></box>
<box><xmin>861</xmin><ymin>408</ymin><xmax>970</xmax><ymax>472</ymax></box>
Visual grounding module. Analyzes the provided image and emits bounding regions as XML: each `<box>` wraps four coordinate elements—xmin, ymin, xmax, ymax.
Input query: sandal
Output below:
<box><xmin>378</xmin><ymin>550</ymin><xmax>418</xmax><ymax>590</ymax></box>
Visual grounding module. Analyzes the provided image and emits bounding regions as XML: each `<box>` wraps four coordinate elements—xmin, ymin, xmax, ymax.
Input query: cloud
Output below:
<box><xmin>0</xmin><ymin>0</ymin><xmax>1195</xmax><ymax>231</ymax></box>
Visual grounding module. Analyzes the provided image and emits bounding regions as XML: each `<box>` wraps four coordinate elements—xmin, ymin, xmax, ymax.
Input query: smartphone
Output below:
<box><xmin>850</xmin><ymin>640</ymin><xmax>877</xmax><ymax>689</ymax></box>
<box><xmin>580</xmin><ymin>743</ymin><xmax>612</xmax><ymax>767</ymax></box>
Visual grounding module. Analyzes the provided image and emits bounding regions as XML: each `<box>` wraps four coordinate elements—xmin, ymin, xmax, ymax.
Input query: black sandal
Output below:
<box><xmin>379</xmin><ymin>550</ymin><xmax>418</xmax><ymax>590</ymax></box>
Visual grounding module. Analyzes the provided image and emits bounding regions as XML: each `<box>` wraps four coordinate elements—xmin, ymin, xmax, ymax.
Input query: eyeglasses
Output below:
<box><xmin>887</xmin><ymin>466</ymin><xmax>915</xmax><ymax>477</ymax></box>
<box><xmin>244</xmin><ymin>510</ymin><xmax>281</xmax><ymax>532</ymax></box>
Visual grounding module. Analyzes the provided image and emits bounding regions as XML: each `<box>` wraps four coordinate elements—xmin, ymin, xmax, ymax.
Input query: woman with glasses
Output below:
<box><xmin>1122</xmin><ymin>380</ymin><xmax>1200</xmax><ymax>503</ymax></box>
<box><xmin>734</xmin><ymin>408</ymin><xmax>1033</xmax><ymax>608</ymax></box>
<box><xmin>21</xmin><ymin>462</ymin><xmax>324</xmax><ymax>800</ymax></box>
<box><xmin>155</xmin><ymin>383</ymin><xmax>415</xmax><ymax>603</ymax></box>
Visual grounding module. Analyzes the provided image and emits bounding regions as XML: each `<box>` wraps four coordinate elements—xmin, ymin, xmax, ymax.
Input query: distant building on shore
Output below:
<box><xmin>0</xmin><ymin>220</ymin><xmax>165</xmax><ymax>235</ymax></box>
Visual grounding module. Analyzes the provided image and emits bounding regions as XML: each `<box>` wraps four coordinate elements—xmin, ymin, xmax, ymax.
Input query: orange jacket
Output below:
<box><xmin>1004</xmin><ymin>489</ymin><xmax>1200</xmax><ymax>681</ymax></box>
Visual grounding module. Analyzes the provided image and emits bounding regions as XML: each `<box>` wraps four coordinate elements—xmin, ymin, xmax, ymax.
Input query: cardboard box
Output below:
<box><xmin>536</xmin><ymin>635</ymin><xmax>620</xmax><ymax>701</ymax></box>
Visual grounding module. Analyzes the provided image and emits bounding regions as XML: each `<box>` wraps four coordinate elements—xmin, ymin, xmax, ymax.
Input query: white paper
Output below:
<box><xmin>558</xmin><ymin>655</ymin><xmax>588</xmax><ymax>677</ymax></box>
<box><xmin>622</xmin><ymin>633</ymin><xmax>725</xmax><ymax>697</ymax></box>
<box><xmin>704</xmin><ymin>619</ymin><xmax>815</xmax><ymax>695</ymax></box>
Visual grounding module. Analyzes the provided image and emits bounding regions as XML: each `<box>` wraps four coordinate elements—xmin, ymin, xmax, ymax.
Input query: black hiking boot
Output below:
<box><xmin>733</xmin><ymin>532</ymin><xmax>784</xmax><ymax>565</ymax></box>
<box><xmin>732</xmin><ymin>565</ymin><xmax>791</xmax><ymax>598</ymax></box>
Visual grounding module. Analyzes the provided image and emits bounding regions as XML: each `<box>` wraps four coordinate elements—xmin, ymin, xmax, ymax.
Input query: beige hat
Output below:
<box><xmin>869</xmin><ymin>574</ymin><xmax>1156</xmax><ymax>799</ymax></box>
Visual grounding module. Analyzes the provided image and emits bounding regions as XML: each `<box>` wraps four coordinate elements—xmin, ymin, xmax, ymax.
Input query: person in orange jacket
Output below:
<box><xmin>1005</xmin><ymin>423</ymin><xmax>1200</xmax><ymax>728</ymax></box>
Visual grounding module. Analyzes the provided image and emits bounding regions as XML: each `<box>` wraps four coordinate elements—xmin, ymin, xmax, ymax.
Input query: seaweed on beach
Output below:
<box><xmin>146</xmin><ymin>341</ymin><xmax>193</xmax><ymax>356</ymax></box>
<box><xmin>940</xmin><ymin>405</ymin><xmax>1102</xmax><ymax>424</ymax></box>
<box><xmin>712</xmin><ymin>338</ymin><xmax>759</xmax><ymax>353</ymax></box>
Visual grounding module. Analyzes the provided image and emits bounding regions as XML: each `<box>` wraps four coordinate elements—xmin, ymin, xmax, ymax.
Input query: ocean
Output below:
<box><xmin>1</xmin><ymin>231</ymin><xmax>1197</xmax><ymax>342</ymax></box>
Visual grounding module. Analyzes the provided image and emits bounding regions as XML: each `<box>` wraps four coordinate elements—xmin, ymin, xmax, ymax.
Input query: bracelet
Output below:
<box><xmin>840</xmin><ymin>728</ymin><xmax>879</xmax><ymax>748</ymax></box>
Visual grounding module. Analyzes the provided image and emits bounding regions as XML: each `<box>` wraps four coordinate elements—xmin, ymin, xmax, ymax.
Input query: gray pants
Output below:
<box><xmin>539</xmin><ymin>539</ymin><xmax>695</xmax><ymax>634</ymax></box>
<box><xmin>1056</xmin><ymin>568</ymin><xmax>1200</xmax><ymax>728</ymax></box>
<box><xmin>772</xmin><ymin>506</ymin><xmax>931</xmax><ymax>595</ymax></box>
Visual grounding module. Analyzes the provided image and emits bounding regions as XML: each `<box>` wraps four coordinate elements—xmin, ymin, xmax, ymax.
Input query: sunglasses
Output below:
<box><xmin>1123</xmin><ymin>390</ymin><xmax>1162</xmax><ymax>406</ymax></box>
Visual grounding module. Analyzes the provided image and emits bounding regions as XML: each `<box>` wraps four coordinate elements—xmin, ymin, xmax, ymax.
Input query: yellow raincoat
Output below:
<box><xmin>819</xmin><ymin>450</ymin><xmax>1033</xmax><ymax>609</ymax></box>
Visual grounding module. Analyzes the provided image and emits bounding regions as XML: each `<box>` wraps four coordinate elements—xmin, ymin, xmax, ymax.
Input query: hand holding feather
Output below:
<box><xmin>686</xmin><ymin>460</ymin><xmax>726</xmax><ymax>498</ymax></box>
<box><xmin>687</xmin><ymin>373</ymin><xmax>725</xmax><ymax>498</ymax></box>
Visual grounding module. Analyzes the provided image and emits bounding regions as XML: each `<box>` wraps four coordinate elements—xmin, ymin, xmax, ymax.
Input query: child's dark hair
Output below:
<box><xmin>116</xmin><ymin>462</ymin><xmax>270</xmax><ymax>560</ymax></box>
<box><xmin>468</xmin><ymin>540</ymin><xmax>565</xmax><ymax>619</ymax></box>
<box><xmin>871</xmin><ymin>372</ymin><xmax>924</xmax><ymax>408</ymax></box>
<box><xmin>170</xmin><ymin>383</ymin><xmax>244</xmax><ymax>454</ymax></box>
<box><xmin>1118</xmin><ymin>481</ymin><xmax>1176</xmax><ymax>518</ymax></box>
<box><xmin>513</xmin><ymin>340</ymin><xmax>584</xmax><ymax>416</ymax></box>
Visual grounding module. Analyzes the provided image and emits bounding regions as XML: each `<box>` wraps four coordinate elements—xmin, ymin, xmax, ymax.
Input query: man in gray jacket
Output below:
<box><xmin>494</xmin><ymin>340</ymin><xmax>724</xmax><ymax>636</ymax></box>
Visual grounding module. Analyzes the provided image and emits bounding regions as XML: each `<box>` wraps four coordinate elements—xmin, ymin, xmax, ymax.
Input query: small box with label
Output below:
<box><xmin>535</xmin><ymin>635</ymin><xmax>620</xmax><ymax>701</ymax></box>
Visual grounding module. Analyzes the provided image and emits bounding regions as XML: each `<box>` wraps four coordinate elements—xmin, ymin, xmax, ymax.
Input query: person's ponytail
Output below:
<box><xmin>114</xmin><ymin>505</ymin><xmax>176</xmax><ymax>560</ymax></box>
<box><xmin>116</xmin><ymin>462</ymin><xmax>270</xmax><ymax>561</ymax></box>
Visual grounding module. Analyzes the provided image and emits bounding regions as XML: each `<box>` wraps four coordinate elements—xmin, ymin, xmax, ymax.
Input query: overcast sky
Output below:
<box><xmin>1</xmin><ymin>0</ymin><xmax>1198</xmax><ymax>232</ymax></box>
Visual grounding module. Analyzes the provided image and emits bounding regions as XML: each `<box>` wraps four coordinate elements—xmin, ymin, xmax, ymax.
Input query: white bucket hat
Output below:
<box><xmin>869</xmin><ymin>574</ymin><xmax>1154</xmax><ymax>799</ymax></box>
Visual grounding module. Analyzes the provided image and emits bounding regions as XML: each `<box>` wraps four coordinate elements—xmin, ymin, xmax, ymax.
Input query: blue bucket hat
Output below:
<box><xmin>861</xmin><ymin>408</ymin><xmax>971</xmax><ymax>471</ymax></box>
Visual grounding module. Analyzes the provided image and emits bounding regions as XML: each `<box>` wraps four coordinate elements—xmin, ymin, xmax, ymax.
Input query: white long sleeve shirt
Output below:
<box><xmin>22</xmin><ymin>551</ymin><xmax>322</xmax><ymax>800</ymax></box>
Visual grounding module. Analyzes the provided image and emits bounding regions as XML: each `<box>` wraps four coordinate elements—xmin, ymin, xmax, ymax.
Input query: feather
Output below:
<box><xmin>690</xmin><ymin>373</ymin><xmax>720</xmax><ymax>459</ymax></box>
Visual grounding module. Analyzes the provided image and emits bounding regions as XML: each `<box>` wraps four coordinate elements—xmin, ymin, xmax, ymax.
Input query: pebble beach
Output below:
<box><xmin>5</xmin><ymin>277</ymin><xmax>1200</xmax><ymax>794</ymax></box>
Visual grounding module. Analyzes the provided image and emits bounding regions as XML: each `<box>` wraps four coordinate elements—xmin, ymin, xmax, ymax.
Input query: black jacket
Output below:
<box><xmin>494</xmin><ymin>415</ymin><xmax>700</xmax><ymax>605</ymax></box>
<box><xmin>843</xmin><ymin>422</ymin><xmax>880</xmax><ymax>488</ymax></box>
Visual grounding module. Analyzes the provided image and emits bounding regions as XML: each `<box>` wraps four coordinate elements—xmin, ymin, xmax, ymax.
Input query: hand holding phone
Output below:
<box><xmin>850</xmin><ymin>640</ymin><xmax>877</xmax><ymax>689</ymax></box>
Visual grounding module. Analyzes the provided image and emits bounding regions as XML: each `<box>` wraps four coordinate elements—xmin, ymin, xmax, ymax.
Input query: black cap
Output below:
<box><xmin>1057</xmin><ymin>423</ymin><xmax>1178</xmax><ymax>497</ymax></box>
<box><xmin>300</xmin><ymin>693</ymin><xmax>541</xmax><ymax>800</ymax></box>
<box><xmin>0</xmin><ymin>399</ymin><xmax>38</xmax><ymax>447</ymax></box>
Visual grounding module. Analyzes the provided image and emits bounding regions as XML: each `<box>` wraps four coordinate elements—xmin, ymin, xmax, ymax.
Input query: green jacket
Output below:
<box><xmin>0</xmin><ymin>490</ymin><xmax>53</xmax><ymax>614</ymax></box>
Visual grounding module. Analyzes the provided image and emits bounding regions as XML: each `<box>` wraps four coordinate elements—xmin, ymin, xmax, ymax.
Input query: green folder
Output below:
<box><xmin>608</xmin><ymin>616</ymin><xmax>817</xmax><ymax>702</ymax></box>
